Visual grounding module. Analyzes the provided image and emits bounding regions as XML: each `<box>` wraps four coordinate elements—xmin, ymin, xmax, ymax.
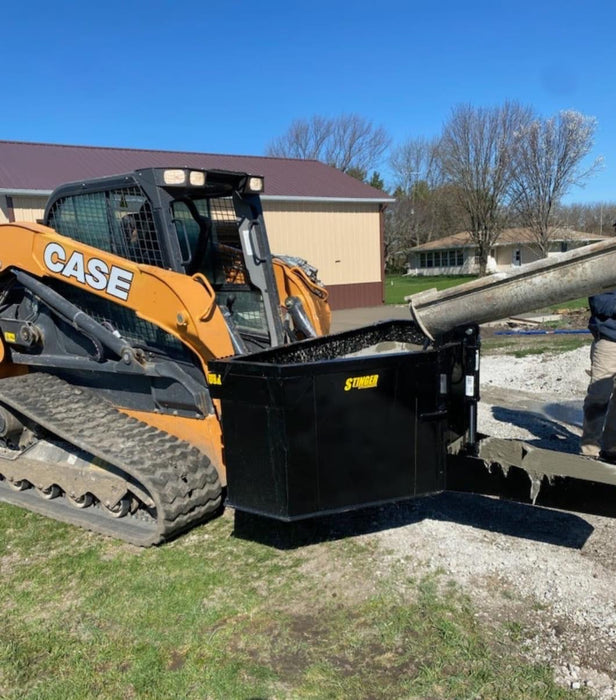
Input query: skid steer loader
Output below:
<box><xmin>0</xmin><ymin>167</ymin><xmax>330</xmax><ymax>544</ymax></box>
<box><xmin>4</xmin><ymin>165</ymin><xmax>616</xmax><ymax>546</ymax></box>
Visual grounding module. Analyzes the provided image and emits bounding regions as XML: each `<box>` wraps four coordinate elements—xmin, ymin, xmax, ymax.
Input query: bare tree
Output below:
<box><xmin>384</xmin><ymin>183</ymin><xmax>467</xmax><ymax>271</ymax></box>
<box><xmin>266</xmin><ymin>114</ymin><xmax>390</xmax><ymax>178</ymax></box>
<box><xmin>388</xmin><ymin>138</ymin><xmax>438</xmax><ymax>260</ymax></box>
<box><xmin>385</xmin><ymin>190</ymin><xmax>431</xmax><ymax>272</ymax></box>
<box><xmin>510</xmin><ymin>110</ymin><xmax>602</xmax><ymax>256</ymax></box>
<box><xmin>266</xmin><ymin>115</ymin><xmax>332</xmax><ymax>160</ymax></box>
<box><xmin>385</xmin><ymin>138</ymin><xmax>469</xmax><ymax>270</ymax></box>
<box><xmin>390</xmin><ymin>137</ymin><xmax>441</xmax><ymax>193</ymax></box>
<box><xmin>437</xmin><ymin>102</ymin><xmax>533</xmax><ymax>275</ymax></box>
<box><xmin>557</xmin><ymin>201</ymin><xmax>616</xmax><ymax>236</ymax></box>
<box><xmin>384</xmin><ymin>201</ymin><xmax>415</xmax><ymax>272</ymax></box>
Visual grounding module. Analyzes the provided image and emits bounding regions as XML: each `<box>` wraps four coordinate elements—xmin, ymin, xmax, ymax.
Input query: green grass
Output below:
<box><xmin>548</xmin><ymin>297</ymin><xmax>589</xmax><ymax>312</ymax></box>
<box><xmin>0</xmin><ymin>503</ymin><xmax>588</xmax><ymax>699</ymax></box>
<box><xmin>385</xmin><ymin>274</ymin><xmax>476</xmax><ymax>304</ymax></box>
<box><xmin>482</xmin><ymin>335</ymin><xmax>591</xmax><ymax>357</ymax></box>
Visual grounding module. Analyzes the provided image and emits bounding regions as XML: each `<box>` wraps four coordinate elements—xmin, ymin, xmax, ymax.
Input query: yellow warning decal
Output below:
<box><xmin>207</xmin><ymin>372</ymin><xmax>222</xmax><ymax>386</ymax></box>
<box><xmin>344</xmin><ymin>374</ymin><xmax>379</xmax><ymax>391</ymax></box>
<box><xmin>4</xmin><ymin>332</ymin><xmax>16</xmax><ymax>343</ymax></box>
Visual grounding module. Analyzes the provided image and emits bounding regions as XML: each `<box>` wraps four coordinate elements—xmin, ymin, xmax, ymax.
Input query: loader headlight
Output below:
<box><xmin>189</xmin><ymin>170</ymin><xmax>206</xmax><ymax>186</ymax></box>
<box><xmin>247</xmin><ymin>176</ymin><xmax>264</xmax><ymax>193</ymax></box>
<box><xmin>163</xmin><ymin>169</ymin><xmax>186</xmax><ymax>185</ymax></box>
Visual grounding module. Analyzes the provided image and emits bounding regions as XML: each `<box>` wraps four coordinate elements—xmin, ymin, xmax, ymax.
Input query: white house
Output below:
<box><xmin>406</xmin><ymin>228</ymin><xmax>609</xmax><ymax>276</ymax></box>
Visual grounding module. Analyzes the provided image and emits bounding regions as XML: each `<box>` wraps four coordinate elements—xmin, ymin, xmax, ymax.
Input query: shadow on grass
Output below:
<box><xmin>233</xmin><ymin>490</ymin><xmax>594</xmax><ymax>552</ymax></box>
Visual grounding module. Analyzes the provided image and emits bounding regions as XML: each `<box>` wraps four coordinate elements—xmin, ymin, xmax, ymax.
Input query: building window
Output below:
<box><xmin>418</xmin><ymin>249</ymin><xmax>463</xmax><ymax>269</ymax></box>
<box><xmin>448</xmin><ymin>250</ymin><xmax>463</xmax><ymax>266</ymax></box>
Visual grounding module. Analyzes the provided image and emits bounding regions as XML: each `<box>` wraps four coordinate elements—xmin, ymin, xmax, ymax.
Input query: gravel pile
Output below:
<box><xmin>478</xmin><ymin>345</ymin><xmax>591</xmax><ymax>446</ymax></box>
<box><xmin>481</xmin><ymin>344</ymin><xmax>591</xmax><ymax>399</ymax></box>
<box><xmin>373</xmin><ymin>346</ymin><xmax>616</xmax><ymax>698</ymax></box>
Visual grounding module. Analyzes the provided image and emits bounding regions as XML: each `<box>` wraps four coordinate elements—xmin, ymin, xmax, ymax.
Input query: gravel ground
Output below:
<box><xmin>479</xmin><ymin>345</ymin><xmax>589</xmax><ymax>446</ymax></box>
<box><xmin>373</xmin><ymin>345</ymin><xmax>616</xmax><ymax>697</ymax></box>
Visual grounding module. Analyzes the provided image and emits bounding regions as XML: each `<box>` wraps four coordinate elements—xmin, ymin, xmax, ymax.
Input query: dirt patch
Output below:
<box><xmin>167</xmin><ymin>650</ymin><xmax>185</xmax><ymax>671</ymax></box>
<box><xmin>294</xmin><ymin>541</ymin><xmax>385</xmax><ymax>607</ymax></box>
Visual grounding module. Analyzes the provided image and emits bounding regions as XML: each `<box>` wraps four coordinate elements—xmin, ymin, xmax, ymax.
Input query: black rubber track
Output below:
<box><xmin>0</xmin><ymin>372</ymin><xmax>222</xmax><ymax>546</ymax></box>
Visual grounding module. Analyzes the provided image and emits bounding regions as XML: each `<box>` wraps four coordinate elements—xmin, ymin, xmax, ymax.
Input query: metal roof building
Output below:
<box><xmin>0</xmin><ymin>141</ymin><xmax>393</xmax><ymax>309</ymax></box>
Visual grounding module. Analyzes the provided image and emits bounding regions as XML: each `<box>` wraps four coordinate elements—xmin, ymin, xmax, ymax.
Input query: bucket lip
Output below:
<box><xmin>211</xmin><ymin>348</ymin><xmax>436</xmax><ymax>379</ymax></box>
<box><xmin>212</xmin><ymin>319</ymin><xmax>428</xmax><ymax>368</ymax></box>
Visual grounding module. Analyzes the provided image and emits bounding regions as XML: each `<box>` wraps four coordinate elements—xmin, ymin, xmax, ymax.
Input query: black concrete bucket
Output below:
<box><xmin>208</xmin><ymin>320</ymin><xmax>468</xmax><ymax>520</ymax></box>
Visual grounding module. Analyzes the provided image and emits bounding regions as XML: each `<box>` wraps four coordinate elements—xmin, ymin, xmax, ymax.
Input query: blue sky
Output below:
<box><xmin>2</xmin><ymin>0</ymin><xmax>614</xmax><ymax>202</ymax></box>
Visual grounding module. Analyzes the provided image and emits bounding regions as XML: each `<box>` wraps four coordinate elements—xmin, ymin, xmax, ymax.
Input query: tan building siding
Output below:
<box><xmin>11</xmin><ymin>195</ymin><xmax>47</xmax><ymax>223</ymax></box>
<box><xmin>262</xmin><ymin>201</ymin><xmax>382</xmax><ymax>287</ymax></box>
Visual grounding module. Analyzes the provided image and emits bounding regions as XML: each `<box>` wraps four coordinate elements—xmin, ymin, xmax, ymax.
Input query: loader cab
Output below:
<box><xmin>44</xmin><ymin>167</ymin><xmax>285</xmax><ymax>350</ymax></box>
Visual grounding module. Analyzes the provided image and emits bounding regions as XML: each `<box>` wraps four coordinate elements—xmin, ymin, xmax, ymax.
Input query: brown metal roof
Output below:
<box><xmin>0</xmin><ymin>140</ymin><xmax>392</xmax><ymax>201</ymax></box>
<box><xmin>410</xmin><ymin>228</ymin><xmax>610</xmax><ymax>251</ymax></box>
